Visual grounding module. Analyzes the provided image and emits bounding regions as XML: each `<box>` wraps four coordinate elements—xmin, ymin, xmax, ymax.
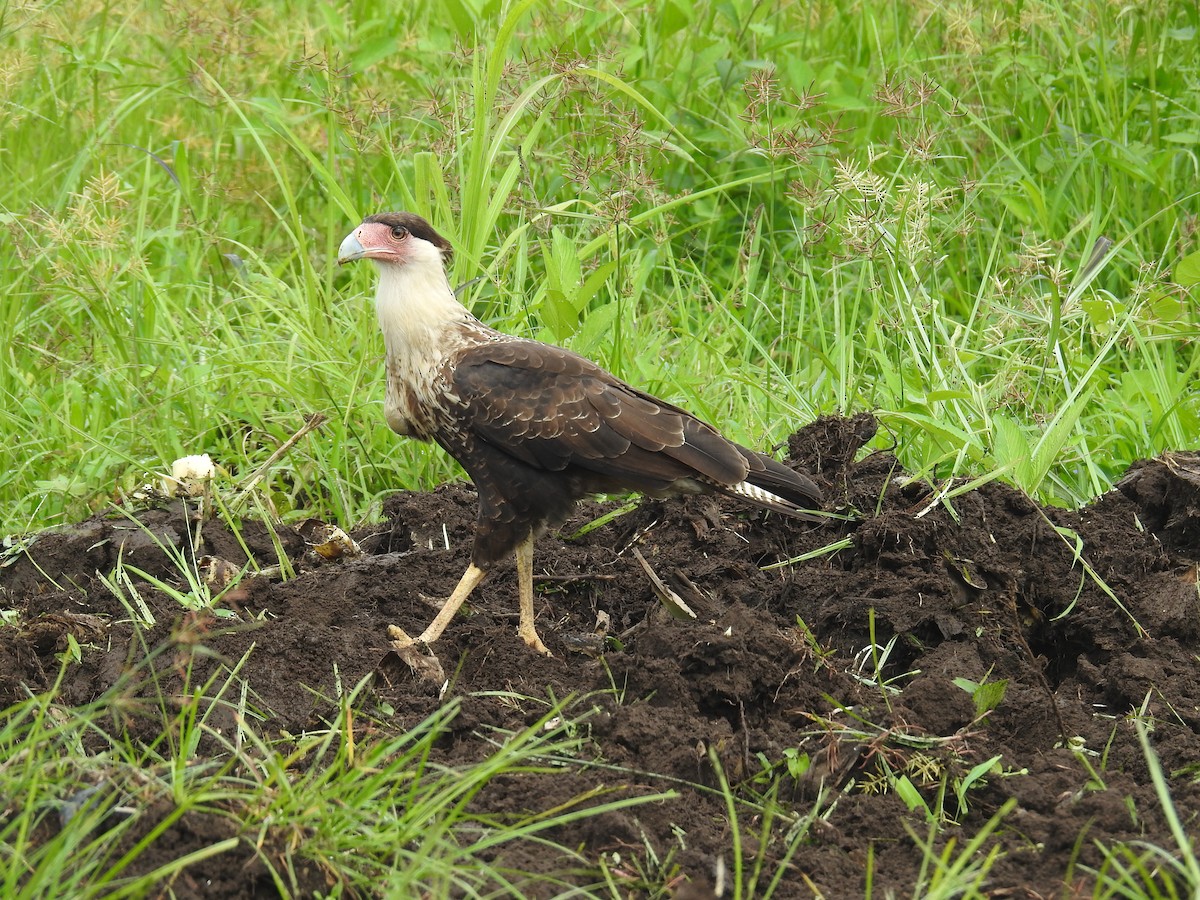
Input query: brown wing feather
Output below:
<box><xmin>448</xmin><ymin>340</ymin><xmax>752</xmax><ymax>491</ymax></box>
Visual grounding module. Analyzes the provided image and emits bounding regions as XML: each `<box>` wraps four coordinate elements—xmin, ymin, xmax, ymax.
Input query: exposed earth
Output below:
<box><xmin>3</xmin><ymin>414</ymin><xmax>1199</xmax><ymax>898</ymax></box>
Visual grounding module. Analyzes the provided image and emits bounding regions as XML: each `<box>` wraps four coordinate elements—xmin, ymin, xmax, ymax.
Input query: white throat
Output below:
<box><xmin>372</xmin><ymin>251</ymin><xmax>472</xmax><ymax>358</ymax></box>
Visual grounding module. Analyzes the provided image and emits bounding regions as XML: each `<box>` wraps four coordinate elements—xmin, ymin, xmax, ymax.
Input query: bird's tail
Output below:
<box><xmin>720</xmin><ymin>449</ymin><xmax>825</xmax><ymax>522</ymax></box>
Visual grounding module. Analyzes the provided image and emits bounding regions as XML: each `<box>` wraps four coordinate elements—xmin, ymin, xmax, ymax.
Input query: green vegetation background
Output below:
<box><xmin>2</xmin><ymin>0</ymin><xmax>1198</xmax><ymax>532</ymax></box>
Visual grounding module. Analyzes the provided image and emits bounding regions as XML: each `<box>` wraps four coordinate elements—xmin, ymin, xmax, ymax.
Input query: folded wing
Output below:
<box><xmin>447</xmin><ymin>340</ymin><xmax>822</xmax><ymax>516</ymax></box>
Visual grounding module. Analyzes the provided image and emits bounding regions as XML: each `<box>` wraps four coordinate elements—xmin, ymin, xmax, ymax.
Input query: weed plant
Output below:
<box><xmin>0</xmin><ymin>652</ymin><xmax>670</xmax><ymax>897</ymax></box>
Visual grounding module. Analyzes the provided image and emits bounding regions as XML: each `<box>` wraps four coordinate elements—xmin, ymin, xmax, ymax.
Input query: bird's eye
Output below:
<box><xmin>390</xmin><ymin>225</ymin><xmax>409</xmax><ymax>240</ymax></box>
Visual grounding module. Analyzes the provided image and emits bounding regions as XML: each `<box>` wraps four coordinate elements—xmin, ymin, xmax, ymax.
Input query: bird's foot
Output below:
<box><xmin>517</xmin><ymin>622</ymin><xmax>553</xmax><ymax>657</ymax></box>
<box><xmin>386</xmin><ymin>625</ymin><xmax>446</xmax><ymax>684</ymax></box>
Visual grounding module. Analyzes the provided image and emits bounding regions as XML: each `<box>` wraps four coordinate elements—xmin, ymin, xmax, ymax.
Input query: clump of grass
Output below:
<box><xmin>1085</xmin><ymin>713</ymin><xmax>1200</xmax><ymax>899</ymax></box>
<box><xmin>0</xmin><ymin>649</ymin><xmax>670</xmax><ymax>898</ymax></box>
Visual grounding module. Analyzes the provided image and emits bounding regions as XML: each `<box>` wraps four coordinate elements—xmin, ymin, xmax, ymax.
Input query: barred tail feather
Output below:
<box><xmin>694</xmin><ymin>447</ymin><xmax>824</xmax><ymax>521</ymax></box>
<box><xmin>719</xmin><ymin>478</ymin><xmax>825</xmax><ymax>521</ymax></box>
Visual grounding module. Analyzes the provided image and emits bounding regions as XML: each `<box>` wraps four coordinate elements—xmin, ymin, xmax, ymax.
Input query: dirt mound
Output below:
<box><xmin>3</xmin><ymin>414</ymin><xmax>1199</xmax><ymax>896</ymax></box>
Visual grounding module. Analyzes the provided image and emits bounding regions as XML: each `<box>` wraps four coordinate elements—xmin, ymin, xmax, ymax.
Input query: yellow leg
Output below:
<box><xmin>514</xmin><ymin>534</ymin><xmax>551</xmax><ymax>655</ymax></box>
<box><xmin>404</xmin><ymin>563</ymin><xmax>488</xmax><ymax>645</ymax></box>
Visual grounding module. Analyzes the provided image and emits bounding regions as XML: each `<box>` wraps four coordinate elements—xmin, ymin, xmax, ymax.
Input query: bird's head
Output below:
<box><xmin>338</xmin><ymin>212</ymin><xmax>453</xmax><ymax>271</ymax></box>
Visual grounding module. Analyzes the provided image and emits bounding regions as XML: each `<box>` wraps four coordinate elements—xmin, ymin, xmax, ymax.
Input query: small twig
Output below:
<box><xmin>231</xmin><ymin>413</ymin><xmax>327</xmax><ymax>510</ymax></box>
<box><xmin>632</xmin><ymin>547</ymin><xmax>696</xmax><ymax>620</ymax></box>
<box><xmin>533</xmin><ymin>573</ymin><xmax>617</xmax><ymax>585</ymax></box>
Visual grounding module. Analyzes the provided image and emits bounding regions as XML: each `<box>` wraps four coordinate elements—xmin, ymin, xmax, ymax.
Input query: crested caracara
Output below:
<box><xmin>338</xmin><ymin>212</ymin><xmax>822</xmax><ymax>655</ymax></box>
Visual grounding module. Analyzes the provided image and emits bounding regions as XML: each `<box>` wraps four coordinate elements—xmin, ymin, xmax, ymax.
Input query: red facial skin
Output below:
<box><xmin>338</xmin><ymin>221</ymin><xmax>411</xmax><ymax>265</ymax></box>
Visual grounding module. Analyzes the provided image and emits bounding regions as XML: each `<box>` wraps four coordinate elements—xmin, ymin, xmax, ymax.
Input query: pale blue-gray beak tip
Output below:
<box><xmin>337</xmin><ymin>232</ymin><xmax>366</xmax><ymax>265</ymax></box>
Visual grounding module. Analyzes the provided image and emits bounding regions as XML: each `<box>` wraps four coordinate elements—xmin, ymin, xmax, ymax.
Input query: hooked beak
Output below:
<box><xmin>337</xmin><ymin>231</ymin><xmax>367</xmax><ymax>265</ymax></box>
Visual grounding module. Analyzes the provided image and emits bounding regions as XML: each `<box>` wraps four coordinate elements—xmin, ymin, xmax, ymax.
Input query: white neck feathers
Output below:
<box><xmin>372</xmin><ymin>251</ymin><xmax>471</xmax><ymax>357</ymax></box>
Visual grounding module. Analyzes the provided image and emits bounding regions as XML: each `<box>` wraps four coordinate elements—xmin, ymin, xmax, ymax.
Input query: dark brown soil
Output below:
<box><xmin>3</xmin><ymin>414</ymin><xmax>1199</xmax><ymax>898</ymax></box>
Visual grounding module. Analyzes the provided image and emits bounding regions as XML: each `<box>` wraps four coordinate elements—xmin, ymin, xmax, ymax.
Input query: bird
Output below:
<box><xmin>338</xmin><ymin>212</ymin><xmax>823</xmax><ymax>656</ymax></box>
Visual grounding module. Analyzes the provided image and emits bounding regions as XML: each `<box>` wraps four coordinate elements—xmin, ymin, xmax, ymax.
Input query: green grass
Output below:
<box><xmin>1</xmin><ymin>0</ymin><xmax>1197</xmax><ymax>532</ymax></box>
<box><xmin>0</xmin><ymin>655</ymin><xmax>672</xmax><ymax>897</ymax></box>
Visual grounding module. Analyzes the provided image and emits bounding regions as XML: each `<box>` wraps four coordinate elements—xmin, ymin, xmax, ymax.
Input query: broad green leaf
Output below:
<box><xmin>1174</xmin><ymin>250</ymin><xmax>1200</xmax><ymax>287</ymax></box>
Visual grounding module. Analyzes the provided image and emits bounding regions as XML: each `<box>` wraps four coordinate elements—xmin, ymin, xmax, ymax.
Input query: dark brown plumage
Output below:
<box><xmin>338</xmin><ymin>212</ymin><xmax>822</xmax><ymax>654</ymax></box>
